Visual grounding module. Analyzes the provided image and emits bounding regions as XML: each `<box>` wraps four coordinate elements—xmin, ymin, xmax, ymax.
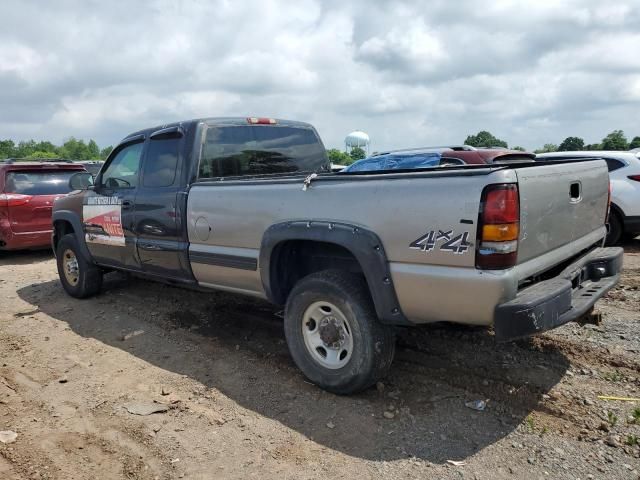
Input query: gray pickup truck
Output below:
<box><xmin>52</xmin><ymin>117</ymin><xmax>623</xmax><ymax>394</ymax></box>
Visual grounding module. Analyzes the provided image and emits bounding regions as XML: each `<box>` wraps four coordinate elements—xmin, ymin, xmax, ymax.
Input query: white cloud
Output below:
<box><xmin>357</xmin><ymin>20</ymin><xmax>446</xmax><ymax>77</ymax></box>
<box><xmin>0</xmin><ymin>0</ymin><xmax>639</xmax><ymax>151</ymax></box>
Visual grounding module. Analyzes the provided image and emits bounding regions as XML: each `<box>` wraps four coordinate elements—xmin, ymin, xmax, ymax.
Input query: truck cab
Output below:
<box><xmin>53</xmin><ymin>118</ymin><xmax>328</xmax><ymax>284</ymax></box>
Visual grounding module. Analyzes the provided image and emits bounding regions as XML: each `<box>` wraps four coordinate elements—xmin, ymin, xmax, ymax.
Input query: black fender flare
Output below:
<box><xmin>259</xmin><ymin>221</ymin><xmax>411</xmax><ymax>325</ymax></box>
<box><xmin>51</xmin><ymin>210</ymin><xmax>93</xmax><ymax>262</ymax></box>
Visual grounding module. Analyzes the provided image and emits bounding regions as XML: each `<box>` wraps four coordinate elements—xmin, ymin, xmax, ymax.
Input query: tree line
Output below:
<box><xmin>326</xmin><ymin>147</ymin><xmax>366</xmax><ymax>166</ymax></box>
<box><xmin>5</xmin><ymin>129</ymin><xmax>638</xmax><ymax>166</ymax></box>
<box><xmin>463</xmin><ymin>130</ymin><xmax>640</xmax><ymax>153</ymax></box>
<box><xmin>0</xmin><ymin>138</ymin><xmax>113</xmax><ymax>161</ymax></box>
<box><xmin>326</xmin><ymin>129</ymin><xmax>640</xmax><ymax>166</ymax></box>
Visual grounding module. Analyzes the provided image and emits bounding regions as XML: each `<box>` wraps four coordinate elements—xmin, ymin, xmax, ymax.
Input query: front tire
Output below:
<box><xmin>56</xmin><ymin>234</ymin><xmax>103</xmax><ymax>298</ymax></box>
<box><xmin>284</xmin><ymin>270</ymin><xmax>395</xmax><ymax>394</ymax></box>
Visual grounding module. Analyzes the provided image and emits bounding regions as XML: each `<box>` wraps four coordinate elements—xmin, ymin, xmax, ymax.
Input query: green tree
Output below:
<box><xmin>629</xmin><ymin>136</ymin><xmax>640</xmax><ymax>150</ymax></box>
<box><xmin>464</xmin><ymin>131</ymin><xmax>508</xmax><ymax>148</ymax></box>
<box><xmin>601</xmin><ymin>130</ymin><xmax>628</xmax><ymax>150</ymax></box>
<box><xmin>26</xmin><ymin>150</ymin><xmax>59</xmax><ymax>159</ymax></box>
<box><xmin>30</xmin><ymin>141</ymin><xmax>58</xmax><ymax>156</ymax></box>
<box><xmin>533</xmin><ymin>144</ymin><xmax>558</xmax><ymax>154</ymax></box>
<box><xmin>558</xmin><ymin>136</ymin><xmax>585</xmax><ymax>151</ymax></box>
<box><xmin>14</xmin><ymin>140</ymin><xmax>38</xmax><ymax>158</ymax></box>
<box><xmin>349</xmin><ymin>147</ymin><xmax>366</xmax><ymax>162</ymax></box>
<box><xmin>512</xmin><ymin>146</ymin><xmax>526</xmax><ymax>151</ymax></box>
<box><xmin>0</xmin><ymin>139</ymin><xmax>15</xmax><ymax>158</ymax></box>
<box><xmin>100</xmin><ymin>146</ymin><xmax>113</xmax><ymax>159</ymax></box>
<box><xmin>0</xmin><ymin>137</ymin><xmax>113</xmax><ymax>160</ymax></box>
<box><xmin>60</xmin><ymin>137</ymin><xmax>92</xmax><ymax>160</ymax></box>
<box><xmin>326</xmin><ymin>148</ymin><xmax>351</xmax><ymax>165</ymax></box>
<box><xmin>87</xmin><ymin>139</ymin><xmax>101</xmax><ymax>159</ymax></box>
<box><xmin>585</xmin><ymin>143</ymin><xmax>601</xmax><ymax>150</ymax></box>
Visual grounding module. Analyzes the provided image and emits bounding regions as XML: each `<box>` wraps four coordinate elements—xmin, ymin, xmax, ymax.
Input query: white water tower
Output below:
<box><xmin>345</xmin><ymin>131</ymin><xmax>370</xmax><ymax>155</ymax></box>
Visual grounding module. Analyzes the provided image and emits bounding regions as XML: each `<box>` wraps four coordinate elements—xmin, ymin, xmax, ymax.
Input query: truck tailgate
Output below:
<box><xmin>516</xmin><ymin>159</ymin><xmax>609</xmax><ymax>265</ymax></box>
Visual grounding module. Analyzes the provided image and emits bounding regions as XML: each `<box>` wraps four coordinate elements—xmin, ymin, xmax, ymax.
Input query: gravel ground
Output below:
<box><xmin>0</xmin><ymin>240</ymin><xmax>639</xmax><ymax>479</ymax></box>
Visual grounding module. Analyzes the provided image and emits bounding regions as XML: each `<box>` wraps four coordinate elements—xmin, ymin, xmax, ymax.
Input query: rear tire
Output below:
<box><xmin>284</xmin><ymin>270</ymin><xmax>395</xmax><ymax>394</ymax></box>
<box><xmin>56</xmin><ymin>234</ymin><xmax>103</xmax><ymax>298</ymax></box>
<box><xmin>605</xmin><ymin>212</ymin><xmax>623</xmax><ymax>246</ymax></box>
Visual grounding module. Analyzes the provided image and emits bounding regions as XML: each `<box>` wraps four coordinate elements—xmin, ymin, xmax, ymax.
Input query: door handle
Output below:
<box><xmin>122</xmin><ymin>200</ymin><xmax>133</xmax><ymax>210</ymax></box>
<box><xmin>139</xmin><ymin>242</ymin><xmax>163</xmax><ymax>251</ymax></box>
<box><xmin>569</xmin><ymin>182</ymin><xmax>581</xmax><ymax>202</ymax></box>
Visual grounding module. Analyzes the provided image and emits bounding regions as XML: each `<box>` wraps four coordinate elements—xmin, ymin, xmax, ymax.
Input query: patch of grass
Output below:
<box><xmin>603</xmin><ymin>370</ymin><xmax>625</xmax><ymax>382</ymax></box>
<box><xmin>524</xmin><ymin>415</ymin><xmax>535</xmax><ymax>433</ymax></box>
<box><xmin>625</xmin><ymin>434</ymin><xmax>638</xmax><ymax>446</ymax></box>
<box><xmin>632</xmin><ymin>408</ymin><xmax>640</xmax><ymax>423</ymax></box>
<box><xmin>607</xmin><ymin>411</ymin><xmax>618</xmax><ymax>427</ymax></box>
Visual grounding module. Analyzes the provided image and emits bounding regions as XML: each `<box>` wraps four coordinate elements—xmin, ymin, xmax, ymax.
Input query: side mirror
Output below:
<box><xmin>69</xmin><ymin>172</ymin><xmax>95</xmax><ymax>190</ymax></box>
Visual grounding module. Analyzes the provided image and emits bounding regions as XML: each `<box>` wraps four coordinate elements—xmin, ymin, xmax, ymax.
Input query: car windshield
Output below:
<box><xmin>344</xmin><ymin>153</ymin><xmax>443</xmax><ymax>172</ymax></box>
<box><xmin>4</xmin><ymin>170</ymin><xmax>78</xmax><ymax>195</ymax></box>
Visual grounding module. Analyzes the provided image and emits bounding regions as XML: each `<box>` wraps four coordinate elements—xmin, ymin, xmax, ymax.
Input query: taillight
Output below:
<box><xmin>628</xmin><ymin>175</ymin><xmax>640</xmax><ymax>182</ymax></box>
<box><xmin>476</xmin><ymin>184</ymin><xmax>519</xmax><ymax>270</ymax></box>
<box><xmin>247</xmin><ymin>117</ymin><xmax>277</xmax><ymax>125</ymax></box>
<box><xmin>0</xmin><ymin>193</ymin><xmax>32</xmax><ymax>207</ymax></box>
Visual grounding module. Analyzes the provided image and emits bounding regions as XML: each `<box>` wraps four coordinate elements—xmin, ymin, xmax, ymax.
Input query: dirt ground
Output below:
<box><xmin>1</xmin><ymin>241</ymin><xmax>639</xmax><ymax>480</ymax></box>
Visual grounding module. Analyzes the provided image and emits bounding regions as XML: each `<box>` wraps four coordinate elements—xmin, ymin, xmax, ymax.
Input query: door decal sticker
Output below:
<box><xmin>83</xmin><ymin>197</ymin><xmax>125</xmax><ymax>246</ymax></box>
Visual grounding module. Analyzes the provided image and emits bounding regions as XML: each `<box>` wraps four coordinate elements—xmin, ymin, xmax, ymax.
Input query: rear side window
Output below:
<box><xmin>4</xmin><ymin>171</ymin><xmax>79</xmax><ymax>195</ymax></box>
<box><xmin>198</xmin><ymin>125</ymin><xmax>327</xmax><ymax>179</ymax></box>
<box><xmin>143</xmin><ymin>134</ymin><xmax>180</xmax><ymax>187</ymax></box>
<box><xmin>605</xmin><ymin>158</ymin><xmax>625</xmax><ymax>172</ymax></box>
<box><xmin>491</xmin><ymin>154</ymin><xmax>535</xmax><ymax>164</ymax></box>
<box><xmin>538</xmin><ymin>155</ymin><xmax>626</xmax><ymax>172</ymax></box>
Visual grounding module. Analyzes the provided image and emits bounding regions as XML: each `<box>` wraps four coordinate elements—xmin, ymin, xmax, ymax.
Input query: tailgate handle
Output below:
<box><xmin>570</xmin><ymin>182</ymin><xmax>581</xmax><ymax>202</ymax></box>
<box><xmin>122</xmin><ymin>200</ymin><xmax>133</xmax><ymax>210</ymax></box>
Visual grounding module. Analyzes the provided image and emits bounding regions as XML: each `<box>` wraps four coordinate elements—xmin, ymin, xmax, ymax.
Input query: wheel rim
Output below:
<box><xmin>62</xmin><ymin>249</ymin><xmax>80</xmax><ymax>286</ymax></box>
<box><xmin>301</xmin><ymin>301</ymin><xmax>353</xmax><ymax>370</ymax></box>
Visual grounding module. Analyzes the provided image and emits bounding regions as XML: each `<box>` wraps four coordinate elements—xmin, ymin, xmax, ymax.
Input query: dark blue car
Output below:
<box><xmin>344</xmin><ymin>151</ymin><xmax>463</xmax><ymax>172</ymax></box>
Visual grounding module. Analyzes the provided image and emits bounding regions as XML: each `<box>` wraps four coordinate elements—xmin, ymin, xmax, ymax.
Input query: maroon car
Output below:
<box><xmin>344</xmin><ymin>146</ymin><xmax>535</xmax><ymax>172</ymax></box>
<box><xmin>448</xmin><ymin>146</ymin><xmax>535</xmax><ymax>164</ymax></box>
<box><xmin>0</xmin><ymin>161</ymin><xmax>86</xmax><ymax>250</ymax></box>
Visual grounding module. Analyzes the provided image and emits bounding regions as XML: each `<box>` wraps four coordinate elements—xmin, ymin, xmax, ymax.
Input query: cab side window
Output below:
<box><xmin>142</xmin><ymin>133</ymin><xmax>181</xmax><ymax>188</ymax></box>
<box><xmin>100</xmin><ymin>142</ymin><xmax>143</xmax><ymax>189</ymax></box>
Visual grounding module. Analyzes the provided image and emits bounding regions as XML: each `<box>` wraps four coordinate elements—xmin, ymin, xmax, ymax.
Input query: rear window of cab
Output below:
<box><xmin>198</xmin><ymin>125</ymin><xmax>327</xmax><ymax>179</ymax></box>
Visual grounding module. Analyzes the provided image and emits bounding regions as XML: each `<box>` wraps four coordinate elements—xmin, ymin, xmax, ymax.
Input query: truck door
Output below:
<box><xmin>83</xmin><ymin>137</ymin><xmax>144</xmax><ymax>269</ymax></box>
<box><xmin>134</xmin><ymin>126</ymin><xmax>191</xmax><ymax>280</ymax></box>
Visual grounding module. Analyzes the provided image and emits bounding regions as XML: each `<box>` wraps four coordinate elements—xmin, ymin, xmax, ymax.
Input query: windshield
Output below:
<box><xmin>4</xmin><ymin>170</ymin><xmax>78</xmax><ymax>195</ymax></box>
<box><xmin>344</xmin><ymin>153</ymin><xmax>443</xmax><ymax>172</ymax></box>
<box><xmin>199</xmin><ymin>125</ymin><xmax>328</xmax><ymax>179</ymax></box>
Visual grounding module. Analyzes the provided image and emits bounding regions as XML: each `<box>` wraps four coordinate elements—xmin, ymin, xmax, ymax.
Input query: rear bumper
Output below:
<box><xmin>494</xmin><ymin>247</ymin><xmax>623</xmax><ymax>341</ymax></box>
<box><xmin>0</xmin><ymin>226</ymin><xmax>53</xmax><ymax>251</ymax></box>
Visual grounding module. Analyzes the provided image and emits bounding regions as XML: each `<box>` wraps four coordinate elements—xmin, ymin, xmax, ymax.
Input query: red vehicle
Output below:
<box><xmin>447</xmin><ymin>146</ymin><xmax>535</xmax><ymax>164</ymax></box>
<box><xmin>0</xmin><ymin>161</ymin><xmax>86</xmax><ymax>250</ymax></box>
<box><xmin>344</xmin><ymin>145</ymin><xmax>535</xmax><ymax>172</ymax></box>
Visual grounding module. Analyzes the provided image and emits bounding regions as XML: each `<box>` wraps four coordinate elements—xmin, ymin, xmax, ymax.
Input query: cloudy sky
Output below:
<box><xmin>1</xmin><ymin>0</ymin><xmax>639</xmax><ymax>151</ymax></box>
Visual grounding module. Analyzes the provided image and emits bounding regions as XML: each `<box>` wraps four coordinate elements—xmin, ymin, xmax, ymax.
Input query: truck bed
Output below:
<box><xmin>186</xmin><ymin>160</ymin><xmax>610</xmax><ymax>326</ymax></box>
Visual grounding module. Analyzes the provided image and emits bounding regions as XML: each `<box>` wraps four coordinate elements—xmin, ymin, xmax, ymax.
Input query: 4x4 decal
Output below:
<box><xmin>410</xmin><ymin>229</ymin><xmax>471</xmax><ymax>254</ymax></box>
